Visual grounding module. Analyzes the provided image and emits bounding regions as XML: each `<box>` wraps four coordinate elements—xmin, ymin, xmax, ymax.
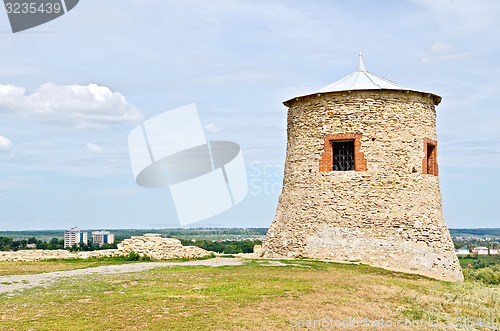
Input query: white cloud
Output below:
<box><xmin>421</xmin><ymin>41</ymin><xmax>471</xmax><ymax>65</ymax></box>
<box><xmin>204</xmin><ymin>123</ymin><xmax>220</xmax><ymax>133</ymax></box>
<box><xmin>87</xmin><ymin>143</ymin><xmax>103</xmax><ymax>153</ymax></box>
<box><xmin>0</xmin><ymin>135</ymin><xmax>13</xmax><ymax>151</ymax></box>
<box><xmin>429</xmin><ymin>41</ymin><xmax>454</xmax><ymax>54</ymax></box>
<box><xmin>421</xmin><ymin>53</ymin><xmax>471</xmax><ymax>65</ymax></box>
<box><xmin>0</xmin><ymin>83</ymin><xmax>143</xmax><ymax>128</ymax></box>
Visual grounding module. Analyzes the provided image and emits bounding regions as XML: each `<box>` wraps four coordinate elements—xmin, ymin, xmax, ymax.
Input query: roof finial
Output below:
<box><xmin>356</xmin><ymin>52</ymin><xmax>367</xmax><ymax>72</ymax></box>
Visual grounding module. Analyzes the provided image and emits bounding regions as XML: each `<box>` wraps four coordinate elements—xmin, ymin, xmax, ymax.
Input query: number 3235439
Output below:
<box><xmin>5</xmin><ymin>2</ymin><xmax>62</xmax><ymax>14</ymax></box>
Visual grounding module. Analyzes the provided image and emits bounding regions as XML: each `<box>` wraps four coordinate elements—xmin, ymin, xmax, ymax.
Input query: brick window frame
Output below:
<box><xmin>423</xmin><ymin>138</ymin><xmax>438</xmax><ymax>176</ymax></box>
<box><xmin>319</xmin><ymin>133</ymin><xmax>367</xmax><ymax>172</ymax></box>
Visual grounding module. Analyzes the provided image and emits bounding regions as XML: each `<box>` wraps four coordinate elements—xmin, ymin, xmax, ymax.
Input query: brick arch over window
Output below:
<box><xmin>423</xmin><ymin>138</ymin><xmax>438</xmax><ymax>176</ymax></box>
<box><xmin>319</xmin><ymin>133</ymin><xmax>367</xmax><ymax>172</ymax></box>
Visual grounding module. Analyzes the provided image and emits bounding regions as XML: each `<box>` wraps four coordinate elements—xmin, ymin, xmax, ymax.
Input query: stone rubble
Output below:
<box><xmin>116</xmin><ymin>233</ymin><xmax>211</xmax><ymax>260</ymax></box>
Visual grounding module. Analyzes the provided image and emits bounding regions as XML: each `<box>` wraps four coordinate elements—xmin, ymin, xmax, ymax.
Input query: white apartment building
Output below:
<box><xmin>64</xmin><ymin>227</ymin><xmax>88</xmax><ymax>248</ymax></box>
<box><xmin>455</xmin><ymin>248</ymin><xmax>470</xmax><ymax>255</ymax></box>
<box><xmin>472</xmin><ymin>247</ymin><xmax>489</xmax><ymax>255</ymax></box>
<box><xmin>92</xmin><ymin>230</ymin><xmax>115</xmax><ymax>247</ymax></box>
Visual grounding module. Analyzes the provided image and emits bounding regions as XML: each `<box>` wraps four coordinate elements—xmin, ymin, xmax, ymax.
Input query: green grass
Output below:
<box><xmin>458</xmin><ymin>254</ymin><xmax>500</xmax><ymax>269</ymax></box>
<box><xmin>1</xmin><ymin>260</ymin><xmax>499</xmax><ymax>330</ymax></box>
<box><xmin>458</xmin><ymin>255</ymin><xmax>500</xmax><ymax>285</ymax></box>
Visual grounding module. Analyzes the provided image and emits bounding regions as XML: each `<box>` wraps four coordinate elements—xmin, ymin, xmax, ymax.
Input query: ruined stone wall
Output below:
<box><xmin>0</xmin><ymin>249</ymin><xmax>123</xmax><ymax>261</ymax></box>
<box><xmin>0</xmin><ymin>249</ymin><xmax>78</xmax><ymax>261</ymax></box>
<box><xmin>262</xmin><ymin>90</ymin><xmax>463</xmax><ymax>282</ymax></box>
<box><xmin>0</xmin><ymin>234</ymin><xmax>212</xmax><ymax>261</ymax></box>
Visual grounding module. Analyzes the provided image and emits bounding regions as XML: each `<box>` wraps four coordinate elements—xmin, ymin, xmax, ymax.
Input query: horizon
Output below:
<box><xmin>1</xmin><ymin>227</ymin><xmax>500</xmax><ymax>232</ymax></box>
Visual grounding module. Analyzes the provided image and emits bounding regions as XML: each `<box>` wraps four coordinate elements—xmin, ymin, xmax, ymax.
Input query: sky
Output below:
<box><xmin>0</xmin><ymin>0</ymin><xmax>499</xmax><ymax>230</ymax></box>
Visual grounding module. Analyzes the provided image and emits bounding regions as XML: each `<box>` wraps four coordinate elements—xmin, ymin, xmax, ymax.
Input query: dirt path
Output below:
<box><xmin>0</xmin><ymin>258</ymin><xmax>245</xmax><ymax>295</ymax></box>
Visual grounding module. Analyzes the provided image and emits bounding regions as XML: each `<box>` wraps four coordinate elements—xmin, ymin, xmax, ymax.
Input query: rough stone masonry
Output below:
<box><xmin>262</xmin><ymin>55</ymin><xmax>463</xmax><ymax>282</ymax></box>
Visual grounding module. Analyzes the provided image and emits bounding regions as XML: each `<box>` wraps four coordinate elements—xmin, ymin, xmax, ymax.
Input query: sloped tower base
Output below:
<box><xmin>263</xmin><ymin>171</ymin><xmax>463</xmax><ymax>282</ymax></box>
<box><xmin>262</xmin><ymin>85</ymin><xmax>463</xmax><ymax>282</ymax></box>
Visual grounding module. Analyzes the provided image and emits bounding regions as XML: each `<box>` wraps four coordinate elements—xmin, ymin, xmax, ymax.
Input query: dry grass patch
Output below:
<box><xmin>0</xmin><ymin>258</ymin><xmax>138</xmax><ymax>276</ymax></box>
<box><xmin>0</xmin><ymin>260</ymin><xmax>498</xmax><ymax>330</ymax></box>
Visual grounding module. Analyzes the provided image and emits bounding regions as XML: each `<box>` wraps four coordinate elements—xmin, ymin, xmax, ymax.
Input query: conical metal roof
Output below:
<box><xmin>284</xmin><ymin>53</ymin><xmax>441</xmax><ymax>105</ymax></box>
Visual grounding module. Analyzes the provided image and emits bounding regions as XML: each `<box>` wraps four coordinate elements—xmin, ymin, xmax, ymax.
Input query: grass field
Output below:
<box><xmin>1</xmin><ymin>259</ymin><xmax>499</xmax><ymax>330</ymax></box>
<box><xmin>458</xmin><ymin>255</ymin><xmax>500</xmax><ymax>269</ymax></box>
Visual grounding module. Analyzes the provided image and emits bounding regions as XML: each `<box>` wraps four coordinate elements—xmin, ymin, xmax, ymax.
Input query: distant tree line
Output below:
<box><xmin>0</xmin><ymin>236</ymin><xmax>120</xmax><ymax>251</ymax></box>
<box><xmin>1</xmin><ymin>234</ymin><xmax>262</xmax><ymax>253</ymax></box>
<box><xmin>0</xmin><ymin>236</ymin><xmax>64</xmax><ymax>251</ymax></box>
<box><xmin>113</xmin><ymin>228</ymin><xmax>267</xmax><ymax>240</ymax></box>
<box><xmin>449</xmin><ymin>228</ymin><xmax>500</xmax><ymax>237</ymax></box>
<box><xmin>67</xmin><ymin>242</ymin><xmax>118</xmax><ymax>252</ymax></box>
<box><xmin>1</xmin><ymin>228</ymin><xmax>268</xmax><ymax>243</ymax></box>
<box><xmin>180</xmin><ymin>239</ymin><xmax>262</xmax><ymax>254</ymax></box>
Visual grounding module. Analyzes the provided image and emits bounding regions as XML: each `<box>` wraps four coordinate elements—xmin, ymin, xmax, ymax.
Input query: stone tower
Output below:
<box><xmin>262</xmin><ymin>54</ymin><xmax>463</xmax><ymax>282</ymax></box>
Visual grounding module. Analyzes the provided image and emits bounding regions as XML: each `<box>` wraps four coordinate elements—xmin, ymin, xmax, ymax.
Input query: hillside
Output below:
<box><xmin>449</xmin><ymin>228</ymin><xmax>500</xmax><ymax>238</ymax></box>
<box><xmin>0</xmin><ymin>259</ymin><xmax>498</xmax><ymax>330</ymax></box>
<box><xmin>0</xmin><ymin>228</ymin><xmax>268</xmax><ymax>242</ymax></box>
<box><xmin>2</xmin><ymin>228</ymin><xmax>499</xmax><ymax>241</ymax></box>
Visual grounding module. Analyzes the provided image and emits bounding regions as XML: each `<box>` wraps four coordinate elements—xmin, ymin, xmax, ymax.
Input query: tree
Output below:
<box><xmin>0</xmin><ymin>236</ymin><xmax>13</xmax><ymax>251</ymax></box>
<box><xmin>48</xmin><ymin>238</ymin><xmax>63</xmax><ymax>250</ymax></box>
<box><xmin>37</xmin><ymin>241</ymin><xmax>48</xmax><ymax>250</ymax></box>
<box><xmin>223</xmin><ymin>244</ymin><xmax>242</xmax><ymax>254</ymax></box>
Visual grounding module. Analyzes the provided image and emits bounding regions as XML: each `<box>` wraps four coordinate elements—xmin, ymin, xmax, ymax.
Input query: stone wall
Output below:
<box><xmin>0</xmin><ymin>249</ymin><xmax>77</xmax><ymax>261</ymax></box>
<box><xmin>262</xmin><ymin>90</ymin><xmax>463</xmax><ymax>282</ymax></box>
<box><xmin>0</xmin><ymin>234</ymin><xmax>212</xmax><ymax>261</ymax></box>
